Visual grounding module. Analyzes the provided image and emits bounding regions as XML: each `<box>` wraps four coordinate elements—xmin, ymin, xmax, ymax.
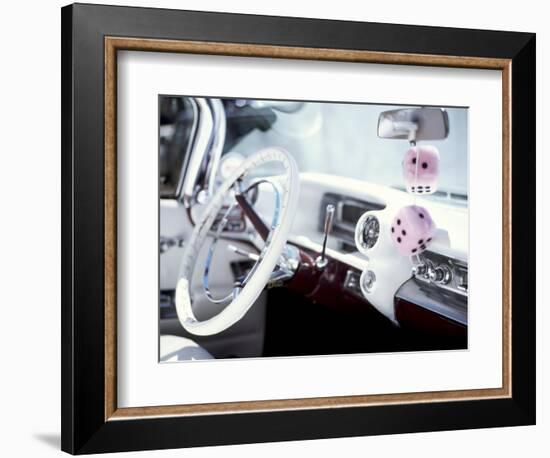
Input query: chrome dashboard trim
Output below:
<box><xmin>182</xmin><ymin>98</ymin><xmax>214</xmax><ymax>206</ymax></box>
<box><xmin>395</xmin><ymin>277</ymin><xmax>467</xmax><ymax>326</ymax></box>
<box><xmin>181</xmin><ymin>98</ymin><xmax>227</xmax><ymax>208</ymax></box>
<box><xmin>173</xmin><ymin>97</ymin><xmax>199</xmax><ymax>199</ymax></box>
<box><xmin>413</xmin><ymin>251</ymin><xmax>468</xmax><ymax>297</ymax></box>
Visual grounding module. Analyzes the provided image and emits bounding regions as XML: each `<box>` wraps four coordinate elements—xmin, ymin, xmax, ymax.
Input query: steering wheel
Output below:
<box><xmin>175</xmin><ymin>147</ymin><xmax>300</xmax><ymax>336</ymax></box>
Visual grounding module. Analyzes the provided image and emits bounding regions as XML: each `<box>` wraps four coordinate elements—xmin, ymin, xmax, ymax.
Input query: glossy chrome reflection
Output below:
<box><xmin>182</xmin><ymin>98</ymin><xmax>227</xmax><ymax>207</ymax></box>
<box><xmin>395</xmin><ymin>277</ymin><xmax>467</xmax><ymax>326</ymax></box>
<box><xmin>315</xmin><ymin>204</ymin><xmax>335</xmax><ymax>269</ymax></box>
<box><xmin>377</xmin><ymin>107</ymin><xmax>449</xmax><ymax>142</ymax></box>
<box><xmin>355</xmin><ymin>214</ymin><xmax>380</xmax><ymax>252</ymax></box>
<box><xmin>201</xmin><ymin>178</ymin><xmax>283</xmax><ymax>304</ymax></box>
<box><xmin>202</xmin><ymin>202</ymin><xmax>239</xmax><ymax>305</ymax></box>
<box><xmin>412</xmin><ymin>251</ymin><xmax>467</xmax><ymax>296</ymax></box>
<box><xmin>360</xmin><ymin>269</ymin><xmax>377</xmax><ymax>295</ymax></box>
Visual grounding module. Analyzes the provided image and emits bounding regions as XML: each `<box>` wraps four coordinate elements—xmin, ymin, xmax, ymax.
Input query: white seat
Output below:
<box><xmin>160</xmin><ymin>335</ymin><xmax>214</xmax><ymax>361</ymax></box>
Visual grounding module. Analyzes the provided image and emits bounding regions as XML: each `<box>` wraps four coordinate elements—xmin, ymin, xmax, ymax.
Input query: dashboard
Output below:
<box><xmin>161</xmin><ymin>171</ymin><xmax>468</xmax><ymax>335</ymax></box>
<box><xmin>278</xmin><ymin>172</ymin><xmax>468</xmax><ymax>329</ymax></box>
<box><xmin>319</xmin><ymin>192</ymin><xmax>385</xmax><ymax>252</ymax></box>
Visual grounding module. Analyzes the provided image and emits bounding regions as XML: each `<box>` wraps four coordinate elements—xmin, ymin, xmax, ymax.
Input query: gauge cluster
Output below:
<box><xmin>356</xmin><ymin>214</ymin><xmax>380</xmax><ymax>252</ymax></box>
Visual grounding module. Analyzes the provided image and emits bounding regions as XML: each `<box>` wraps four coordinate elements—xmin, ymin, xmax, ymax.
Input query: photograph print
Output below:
<box><xmin>158</xmin><ymin>95</ymin><xmax>468</xmax><ymax>362</ymax></box>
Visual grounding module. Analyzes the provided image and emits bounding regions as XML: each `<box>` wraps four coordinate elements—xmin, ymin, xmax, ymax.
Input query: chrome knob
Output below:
<box><xmin>412</xmin><ymin>263</ymin><xmax>428</xmax><ymax>277</ymax></box>
<box><xmin>428</xmin><ymin>265</ymin><xmax>452</xmax><ymax>285</ymax></box>
<box><xmin>361</xmin><ymin>269</ymin><xmax>376</xmax><ymax>294</ymax></box>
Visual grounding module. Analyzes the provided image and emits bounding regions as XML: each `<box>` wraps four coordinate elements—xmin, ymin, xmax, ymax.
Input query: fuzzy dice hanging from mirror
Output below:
<box><xmin>390</xmin><ymin>205</ymin><xmax>436</xmax><ymax>256</ymax></box>
<box><xmin>377</xmin><ymin>107</ymin><xmax>447</xmax><ymax>257</ymax></box>
<box><xmin>402</xmin><ymin>145</ymin><xmax>440</xmax><ymax>195</ymax></box>
<box><xmin>392</xmin><ymin>142</ymin><xmax>438</xmax><ymax>256</ymax></box>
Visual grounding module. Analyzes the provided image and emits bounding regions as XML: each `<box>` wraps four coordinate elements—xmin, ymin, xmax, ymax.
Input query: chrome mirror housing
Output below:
<box><xmin>377</xmin><ymin>107</ymin><xmax>449</xmax><ymax>142</ymax></box>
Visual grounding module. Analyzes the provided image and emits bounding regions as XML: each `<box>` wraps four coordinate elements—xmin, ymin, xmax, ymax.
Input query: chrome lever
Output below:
<box><xmin>228</xmin><ymin>243</ymin><xmax>300</xmax><ymax>288</ymax></box>
<box><xmin>315</xmin><ymin>204</ymin><xmax>335</xmax><ymax>269</ymax></box>
<box><xmin>227</xmin><ymin>244</ymin><xmax>260</xmax><ymax>262</ymax></box>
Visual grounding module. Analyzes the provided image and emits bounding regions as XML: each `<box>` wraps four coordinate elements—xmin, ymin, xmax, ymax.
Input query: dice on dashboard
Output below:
<box><xmin>402</xmin><ymin>145</ymin><xmax>440</xmax><ymax>195</ymax></box>
<box><xmin>390</xmin><ymin>205</ymin><xmax>436</xmax><ymax>256</ymax></box>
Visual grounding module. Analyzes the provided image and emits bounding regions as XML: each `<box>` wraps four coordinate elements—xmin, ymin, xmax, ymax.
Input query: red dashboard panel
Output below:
<box><xmin>288</xmin><ymin>242</ymin><xmax>467</xmax><ymax>348</ymax></box>
<box><xmin>395</xmin><ymin>297</ymin><xmax>467</xmax><ymax>345</ymax></box>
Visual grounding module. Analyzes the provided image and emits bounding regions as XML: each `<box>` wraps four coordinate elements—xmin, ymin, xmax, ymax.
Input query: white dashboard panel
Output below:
<box><xmin>255</xmin><ymin>172</ymin><xmax>469</xmax><ymax>320</ymax></box>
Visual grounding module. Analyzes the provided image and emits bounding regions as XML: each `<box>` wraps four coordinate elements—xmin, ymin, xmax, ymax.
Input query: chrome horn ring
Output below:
<box><xmin>201</xmin><ymin>179</ymin><xmax>282</xmax><ymax>305</ymax></box>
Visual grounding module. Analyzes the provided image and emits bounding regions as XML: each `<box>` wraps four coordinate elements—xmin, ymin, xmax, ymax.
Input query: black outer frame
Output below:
<box><xmin>61</xmin><ymin>3</ymin><xmax>536</xmax><ymax>454</ymax></box>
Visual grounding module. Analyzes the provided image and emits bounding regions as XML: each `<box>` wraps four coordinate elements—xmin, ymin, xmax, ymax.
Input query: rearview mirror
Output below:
<box><xmin>377</xmin><ymin>107</ymin><xmax>449</xmax><ymax>141</ymax></box>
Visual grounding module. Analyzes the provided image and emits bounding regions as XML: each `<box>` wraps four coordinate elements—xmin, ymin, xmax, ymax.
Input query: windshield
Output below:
<box><xmin>224</xmin><ymin>99</ymin><xmax>468</xmax><ymax>206</ymax></box>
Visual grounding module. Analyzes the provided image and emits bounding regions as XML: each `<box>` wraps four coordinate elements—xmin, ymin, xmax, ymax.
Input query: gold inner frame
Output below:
<box><xmin>104</xmin><ymin>37</ymin><xmax>512</xmax><ymax>420</ymax></box>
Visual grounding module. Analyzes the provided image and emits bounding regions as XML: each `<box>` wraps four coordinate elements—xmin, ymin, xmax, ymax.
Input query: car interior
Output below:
<box><xmin>159</xmin><ymin>96</ymin><xmax>468</xmax><ymax>362</ymax></box>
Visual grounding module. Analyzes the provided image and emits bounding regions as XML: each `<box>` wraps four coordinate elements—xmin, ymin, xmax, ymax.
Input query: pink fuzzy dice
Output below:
<box><xmin>390</xmin><ymin>205</ymin><xmax>436</xmax><ymax>256</ymax></box>
<box><xmin>402</xmin><ymin>145</ymin><xmax>440</xmax><ymax>194</ymax></box>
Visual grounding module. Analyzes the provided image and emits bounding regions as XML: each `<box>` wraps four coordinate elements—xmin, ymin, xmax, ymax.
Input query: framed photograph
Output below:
<box><xmin>61</xmin><ymin>3</ymin><xmax>536</xmax><ymax>454</ymax></box>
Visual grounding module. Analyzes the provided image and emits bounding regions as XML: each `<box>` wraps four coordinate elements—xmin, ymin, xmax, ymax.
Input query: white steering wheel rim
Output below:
<box><xmin>175</xmin><ymin>147</ymin><xmax>300</xmax><ymax>336</ymax></box>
